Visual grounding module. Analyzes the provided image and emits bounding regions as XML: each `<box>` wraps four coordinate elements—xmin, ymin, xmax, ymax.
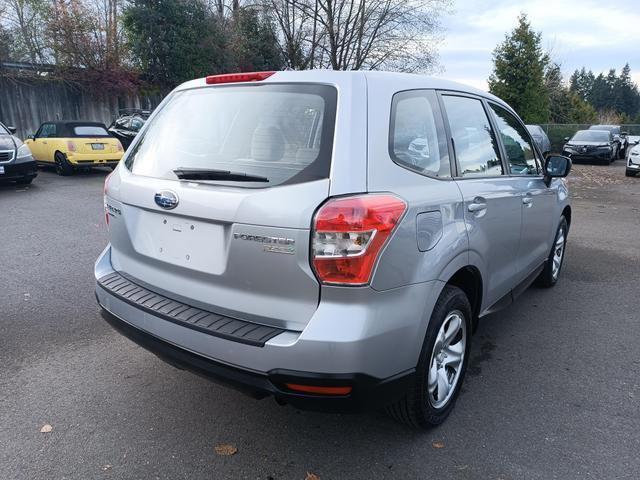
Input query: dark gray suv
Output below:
<box><xmin>0</xmin><ymin>122</ymin><xmax>37</xmax><ymax>185</ymax></box>
<box><xmin>96</xmin><ymin>71</ymin><xmax>572</xmax><ymax>428</ymax></box>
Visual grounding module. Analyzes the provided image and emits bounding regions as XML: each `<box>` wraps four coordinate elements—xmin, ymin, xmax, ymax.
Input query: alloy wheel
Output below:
<box><xmin>427</xmin><ymin>310</ymin><xmax>467</xmax><ymax>409</ymax></box>
<box><xmin>552</xmin><ymin>226</ymin><xmax>566</xmax><ymax>280</ymax></box>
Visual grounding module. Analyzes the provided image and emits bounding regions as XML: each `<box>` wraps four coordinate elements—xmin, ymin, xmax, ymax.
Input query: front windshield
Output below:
<box><xmin>572</xmin><ymin>130</ymin><xmax>609</xmax><ymax>142</ymax></box>
<box><xmin>125</xmin><ymin>84</ymin><xmax>337</xmax><ymax>187</ymax></box>
<box><xmin>0</xmin><ymin>124</ymin><xmax>9</xmax><ymax>135</ymax></box>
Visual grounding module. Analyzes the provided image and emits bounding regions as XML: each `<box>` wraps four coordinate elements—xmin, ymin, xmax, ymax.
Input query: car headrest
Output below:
<box><xmin>251</xmin><ymin>126</ymin><xmax>285</xmax><ymax>162</ymax></box>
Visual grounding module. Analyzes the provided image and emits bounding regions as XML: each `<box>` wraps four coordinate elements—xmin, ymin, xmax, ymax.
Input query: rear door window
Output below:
<box><xmin>441</xmin><ymin>95</ymin><xmax>503</xmax><ymax>177</ymax></box>
<box><xmin>390</xmin><ymin>90</ymin><xmax>450</xmax><ymax>177</ymax></box>
<box><xmin>125</xmin><ymin>84</ymin><xmax>337</xmax><ymax>188</ymax></box>
<box><xmin>488</xmin><ymin>103</ymin><xmax>540</xmax><ymax>175</ymax></box>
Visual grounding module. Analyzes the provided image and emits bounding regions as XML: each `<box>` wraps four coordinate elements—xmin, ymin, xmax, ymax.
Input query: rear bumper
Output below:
<box><xmin>564</xmin><ymin>151</ymin><xmax>612</xmax><ymax>162</ymax></box>
<box><xmin>0</xmin><ymin>159</ymin><xmax>38</xmax><ymax>182</ymax></box>
<box><xmin>68</xmin><ymin>158</ymin><xmax>121</xmax><ymax>167</ymax></box>
<box><xmin>100</xmin><ymin>306</ymin><xmax>414</xmax><ymax>412</ymax></box>
<box><xmin>95</xmin><ymin>245</ymin><xmax>440</xmax><ymax>411</ymax></box>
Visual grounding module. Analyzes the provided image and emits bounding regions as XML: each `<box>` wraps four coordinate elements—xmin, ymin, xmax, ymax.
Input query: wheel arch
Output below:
<box><xmin>445</xmin><ymin>266</ymin><xmax>483</xmax><ymax>332</ymax></box>
<box><xmin>562</xmin><ymin>205</ymin><xmax>572</xmax><ymax>232</ymax></box>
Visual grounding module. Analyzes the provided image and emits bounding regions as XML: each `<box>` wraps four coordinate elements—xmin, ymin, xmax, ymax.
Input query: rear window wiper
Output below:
<box><xmin>173</xmin><ymin>168</ymin><xmax>269</xmax><ymax>183</ymax></box>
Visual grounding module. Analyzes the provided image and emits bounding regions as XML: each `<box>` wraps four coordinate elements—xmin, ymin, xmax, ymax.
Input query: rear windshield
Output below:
<box><xmin>125</xmin><ymin>84</ymin><xmax>337</xmax><ymax>187</ymax></box>
<box><xmin>572</xmin><ymin>130</ymin><xmax>609</xmax><ymax>142</ymax></box>
<box><xmin>589</xmin><ymin>125</ymin><xmax>617</xmax><ymax>133</ymax></box>
<box><xmin>73</xmin><ymin>126</ymin><xmax>109</xmax><ymax>136</ymax></box>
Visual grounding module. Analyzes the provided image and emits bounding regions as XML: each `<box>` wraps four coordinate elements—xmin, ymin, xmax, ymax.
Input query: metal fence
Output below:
<box><xmin>538</xmin><ymin>124</ymin><xmax>640</xmax><ymax>153</ymax></box>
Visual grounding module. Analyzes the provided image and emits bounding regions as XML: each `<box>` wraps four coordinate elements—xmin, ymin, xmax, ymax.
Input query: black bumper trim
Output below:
<box><xmin>99</xmin><ymin>306</ymin><xmax>415</xmax><ymax>412</ymax></box>
<box><xmin>0</xmin><ymin>160</ymin><xmax>38</xmax><ymax>181</ymax></box>
<box><xmin>97</xmin><ymin>272</ymin><xmax>284</xmax><ymax>347</ymax></box>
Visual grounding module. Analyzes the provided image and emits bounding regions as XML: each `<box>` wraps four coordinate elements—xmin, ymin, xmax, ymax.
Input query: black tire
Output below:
<box><xmin>386</xmin><ymin>285</ymin><xmax>472</xmax><ymax>429</ymax></box>
<box><xmin>626</xmin><ymin>170</ymin><xmax>636</xmax><ymax>177</ymax></box>
<box><xmin>15</xmin><ymin>177</ymin><xmax>33</xmax><ymax>185</ymax></box>
<box><xmin>537</xmin><ymin>216</ymin><xmax>568</xmax><ymax>288</ymax></box>
<box><xmin>54</xmin><ymin>152</ymin><xmax>74</xmax><ymax>176</ymax></box>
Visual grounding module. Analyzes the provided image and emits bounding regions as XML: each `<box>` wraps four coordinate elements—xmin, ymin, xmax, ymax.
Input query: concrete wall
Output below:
<box><xmin>0</xmin><ymin>77</ymin><xmax>163</xmax><ymax>139</ymax></box>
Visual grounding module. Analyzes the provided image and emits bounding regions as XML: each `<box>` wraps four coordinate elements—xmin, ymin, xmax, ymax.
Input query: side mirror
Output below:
<box><xmin>7</xmin><ymin>126</ymin><xmax>17</xmax><ymax>134</ymax></box>
<box><xmin>634</xmin><ymin>139</ymin><xmax>640</xmax><ymax>145</ymax></box>
<box><xmin>563</xmin><ymin>137</ymin><xmax>570</xmax><ymax>142</ymax></box>
<box><xmin>621</xmin><ymin>131</ymin><xmax>628</xmax><ymax>136</ymax></box>
<box><xmin>544</xmin><ymin>155</ymin><xmax>572</xmax><ymax>186</ymax></box>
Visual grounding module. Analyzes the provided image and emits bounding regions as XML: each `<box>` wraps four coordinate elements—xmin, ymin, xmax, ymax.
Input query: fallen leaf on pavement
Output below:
<box><xmin>305</xmin><ymin>473</ymin><xmax>320</xmax><ymax>480</ymax></box>
<box><xmin>432</xmin><ymin>441</ymin><xmax>445</xmax><ymax>449</ymax></box>
<box><xmin>214</xmin><ymin>444</ymin><xmax>237</xmax><ymax>456</ymax></box>
<box><xmin>40</xmin><ymin>424</ymin><xmax>53</xmax><ymax>433</ymax></box>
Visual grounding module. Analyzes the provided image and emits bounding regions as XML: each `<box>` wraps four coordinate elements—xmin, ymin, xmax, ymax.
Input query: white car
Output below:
<box><xmin>626</xmin><ymin>136</ymin><xmax>640</xmax><ymax>177</ymax></box>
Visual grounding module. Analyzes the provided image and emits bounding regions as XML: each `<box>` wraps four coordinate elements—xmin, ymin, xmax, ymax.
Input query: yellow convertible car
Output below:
<box><xmin>25</xmin><ymin>121</ymin><xmax>124</xmax><ymax>175</ymax></box>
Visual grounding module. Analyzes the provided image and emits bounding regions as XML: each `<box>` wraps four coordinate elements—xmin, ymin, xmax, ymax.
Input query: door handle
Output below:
<box><xmin>468</xmin><ymin>202</ymin><xmax>487</xmax><ymax>213</ymax></box>
<box><xmin>522</xmin><ymin>196</ymin><xmax>533</xmax><ymax>207</ymax></box>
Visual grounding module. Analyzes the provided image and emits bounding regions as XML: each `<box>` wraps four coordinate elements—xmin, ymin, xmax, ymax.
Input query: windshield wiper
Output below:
<box><xmin>173</xmin><ymin>168</ymin><xmax>269</xmax><ymax>183</ymax></box>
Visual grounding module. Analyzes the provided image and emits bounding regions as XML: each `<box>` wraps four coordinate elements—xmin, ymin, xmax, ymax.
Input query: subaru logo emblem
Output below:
<box><xmin>154</xmin><ymin>190</ymin><xmax>179</xmax><ymax>210</ymax></box>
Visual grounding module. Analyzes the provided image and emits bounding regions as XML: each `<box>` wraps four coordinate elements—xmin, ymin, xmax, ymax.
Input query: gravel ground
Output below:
<box><xmin>1</xmin><ymin>162</ymin><xmax>639</xmax><ymax>480</ymax></box>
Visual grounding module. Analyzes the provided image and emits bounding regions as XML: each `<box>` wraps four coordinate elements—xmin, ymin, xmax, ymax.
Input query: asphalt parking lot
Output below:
<box><xmin>1</xmin><ymin>162</ymin><xmax>639</xmax><ymax>480</ymax></box>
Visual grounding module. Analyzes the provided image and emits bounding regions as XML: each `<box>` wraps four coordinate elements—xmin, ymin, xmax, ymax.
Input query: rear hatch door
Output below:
<box><xmin>106</xmin><ymin>81</ymin><xmax>340</xmax><ymax>331</ymax></box>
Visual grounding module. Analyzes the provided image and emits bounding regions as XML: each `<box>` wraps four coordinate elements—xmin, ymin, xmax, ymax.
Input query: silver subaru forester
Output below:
<box><xmin>96</xmin><ymin>70</ymin><xmax>572</xmax><ymax>428</ymax></box>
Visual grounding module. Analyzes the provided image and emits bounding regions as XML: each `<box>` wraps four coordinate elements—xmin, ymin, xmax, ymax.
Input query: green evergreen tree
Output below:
<box><xmin>546</xmin><ymin>62</ymin><xmax>597</xmax><ymax>123</ymax></box>
<box><xmin>231</xmin><ymin>9</ymin><xmax>283</xmax><ymax>72</ymax></box>
<box><xmin>567</xmin><ymin>92</ymin><xmax>597</xmax><ymax>123</ymax></box>
<box><xmin>0</xmin><ymin>25</ymin><xmax>12</xmax><ymax>61</ymax></box>
<box><xmin>545</xmin><ymin>62</ymin><xmax>571</xmax><ymax>123</ymax></box>
<box><xmin>616</xmin><ymin>63</ymin><xmax>640</xmax><ymax>117</ymax></box>
<box><xmin>123</xmin><ymin>0</ymin><xmax>283</xmax><ymax>89</ymax></box>
<box><xmin>569</xmin><ymin>67</ymin><xmax>595</xmax><ymax>102</ymax></box>
<box><xmin>589</xmin><ymin>73</ymin><xmax>610</xmax><ymax>111</ymax></box>
<box><xmin>123</xmin><ymin>0</ymin><xmax>227</xmax><ymax>87</ymax></box>
<box><xmin>570</xmin><ymin>65</ymin><xmax>640</xmax><ymax>119</ymax></box>
<box><xmin>488</xmin><ymin>14</ymin><xmax>549</xmax><ymax>123</ymax></box>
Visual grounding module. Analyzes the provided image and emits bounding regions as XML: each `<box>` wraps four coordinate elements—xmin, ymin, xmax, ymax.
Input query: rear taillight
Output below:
<box><xmin>205</xmin><ymin>71</ymin><xmax>275</xmax><ymax>84</ymax></box>
<box><xmin>116</xmin><ymin>141</ymin><xmax>123</xmax><ymax>152</ymax></box>
<box><xmin>67</xmin><ymin>141</ymin><xmax>76</xmax><ymax>152</ymax></box>
<box><xmin>311</xmin><ymin>194</ymin><xmax>407</xmax><ymax>286</ymax></box>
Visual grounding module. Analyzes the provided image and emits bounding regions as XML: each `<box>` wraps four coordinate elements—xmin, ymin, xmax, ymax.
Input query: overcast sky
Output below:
<box><xmin>436</xmin><ymin>0</ymin><xmax>640</xmax><ymax>91</ymax></box>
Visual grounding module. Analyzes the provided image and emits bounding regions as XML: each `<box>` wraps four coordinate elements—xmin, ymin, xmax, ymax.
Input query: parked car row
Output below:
<box><xmin>1</xmin><ymin>111</ymin><xmax>150</xmax><ymax>184</ymax></box>
<box><xmin>562</xmin><ymin>124</ymin><xmax>631</xmax><ymax>165</ymax></box>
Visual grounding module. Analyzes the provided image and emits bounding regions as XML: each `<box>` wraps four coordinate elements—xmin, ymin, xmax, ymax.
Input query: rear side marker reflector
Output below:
<box><xmin>285</xmin><ymin>384</ymin><xmax>353</xmax><ymax>396</ymax></box>
<box><xmin>206</xmin><ymin>71</ymin><xmax>276</xmax><ymax>84</ymax></box>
